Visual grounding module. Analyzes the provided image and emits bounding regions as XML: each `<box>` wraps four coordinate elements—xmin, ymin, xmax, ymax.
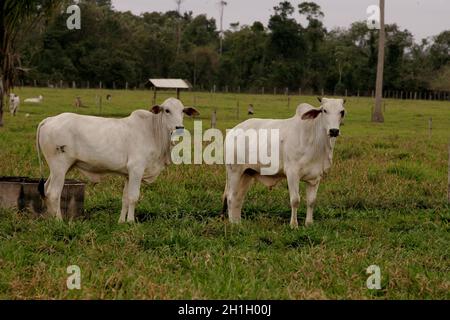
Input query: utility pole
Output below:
<box><xmin>219</xmin><ymin>1</ymin><xmax>227</xmax><ymax>55</ymax></box>
<box><xmin>174</xmin><ymin>0</ymin><xmax>185</xmax><ymax>56</ymax></box>
<box><xmin>372</xmin><ymin>0</ymin><xmax>385</xmax><ymax>123</ymax></box>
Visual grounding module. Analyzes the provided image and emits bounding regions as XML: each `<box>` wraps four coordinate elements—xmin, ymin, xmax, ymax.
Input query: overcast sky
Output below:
<box><xmin>111</xmin><ymin>0</ymin><xmax>449</xmax><ymax>41</ymax></box>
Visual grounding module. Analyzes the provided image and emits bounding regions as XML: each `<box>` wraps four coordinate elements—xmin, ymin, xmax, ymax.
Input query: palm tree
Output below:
<box><xmin>372</xmin><ymin>0</ymin><xmax>385</xmax><ymax>123</ymax></box>
<box><xmin>0</xmin><ymin>0</ymin><xmax>62</xmax><ymax>127</ymax></box>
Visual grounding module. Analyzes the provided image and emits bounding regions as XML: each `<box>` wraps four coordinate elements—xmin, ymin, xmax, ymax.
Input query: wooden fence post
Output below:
<box><xmin>211</xmin><ymin>110</ymin><xmax>217</xmax><ymax>128</ymax></box>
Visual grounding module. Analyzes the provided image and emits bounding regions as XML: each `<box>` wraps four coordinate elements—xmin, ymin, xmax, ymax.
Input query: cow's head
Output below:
<box><xmin>150</xmin><ymin>97</ymin><xmax>199</xmax><ymax>133</ymax></box>
<box><xmin>301</xmin><ymin>97</ymin><xmax>346</xmax><ymax>138</ymax></box>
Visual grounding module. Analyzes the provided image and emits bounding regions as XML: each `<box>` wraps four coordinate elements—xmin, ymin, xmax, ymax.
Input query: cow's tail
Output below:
<box><xmin>36</xmin><ymin>119</ymin><xmax>46</xmax><ymax>199</ymax></box>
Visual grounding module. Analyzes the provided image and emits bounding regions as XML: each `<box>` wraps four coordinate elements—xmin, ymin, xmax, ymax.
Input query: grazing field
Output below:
<box><xmin>0</xmin><ymin>87</ymin><xmax>449</xmax><ymax>299</ymax></box>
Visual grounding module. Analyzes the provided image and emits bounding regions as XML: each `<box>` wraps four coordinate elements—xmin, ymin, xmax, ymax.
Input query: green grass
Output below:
<box><xmin>0</xmin><ymin>87</ymin><xmax>449</xmax><ymax>299</ymax></box>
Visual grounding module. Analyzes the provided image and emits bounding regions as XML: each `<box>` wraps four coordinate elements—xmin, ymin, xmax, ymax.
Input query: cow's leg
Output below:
<box><xmin>46</xmin><ymin>169</ymin><xmax>67</xmax><ymax>221</ymax></box>
<box><xmin>44</xmin><ymin>173</ymin><xmax>52</xmax><ymax>195</ymax></box>
<box><xmin>45</xmin><ymin>158</ymin><xmax>73</xmax><ymax>220</ymax></box>
<box><xmin>286</xmin><ymin>171</ymin><xmax>300</xmax><ymax>229</ymax></box>
<box><xmin>227</xmin><ymin>170</ymin><xmax>252</xmax><ymax>224</ymax></box>
<box><xmin>225</xmin><ymin>169</ymin><xmax>240</xmax><ymax>223</ymax></box>
<box><xmin>126</xmin><ymin>168</ymin><xmax>144</xmax><ymax>223</ymax></box>
<box><xmin>305</xmin><ymin>181</ymin><xmax>320</xmax><ymax>226</ymax></box>
<box><xmin>118</xmin><ymin>180</ymin><xmax>129</xmax><ymax>224</ymax></box>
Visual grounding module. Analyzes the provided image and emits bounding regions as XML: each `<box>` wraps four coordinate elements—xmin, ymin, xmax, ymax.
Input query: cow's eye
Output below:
<box><xmin>323</xmin><ymin>109</ymin><xmax>327</xmax><ymax>114</ymax></box>
<box><xmin>340</xmin><ymin>110</ymin><xmax>345</xmax><ymax>117</ymax></box>
<box><xmin>165</xmin><ymin>109</ymin><xmax>170</xmax><ymax>114</ymax></box>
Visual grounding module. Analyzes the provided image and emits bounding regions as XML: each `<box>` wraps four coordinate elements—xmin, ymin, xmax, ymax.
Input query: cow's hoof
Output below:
<box><xmin>229</xmin><ymin>218</ymin><xmax>241</xmax><ymax>224</ymax></box>
<box><xmin>305</xmin><ymin>220</ymin><xmax>313</xmax><ymax>227</ymax></box>
<box><xmin>290</xmin><ymin>223</ymin><xmax>299</xmax><ymax>229</ymax></box>
<box><xmin>118</xmin><ymin>219</ymin><xmax>126</xmax><ymax>224</ymax></box>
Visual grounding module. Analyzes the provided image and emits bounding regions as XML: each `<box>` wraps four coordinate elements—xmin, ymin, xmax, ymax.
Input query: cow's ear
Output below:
<box><xmin>301</xmin><ymin>108</ymin><xmax>322</xmax><ymax>120</ymax></box>
<box><xmin>183</xmin><ymin>107</ymin><xmax>200</xmax><ymax>117</ymax></box>
<box><xmin>150</xmin><ymin>105</ymin><xmax>163</xmax><ymax>114</ymax></box>
<box><xmin>317</xmin><ymin>97</ymin><xmax>322</xmax><ymax>103</ymax></box>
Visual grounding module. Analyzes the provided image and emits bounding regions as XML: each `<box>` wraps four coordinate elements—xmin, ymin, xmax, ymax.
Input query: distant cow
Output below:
<box><xmin>24</xmin><ymin>95</ymin><xmax>43</xmax><ymax>103</ymax></box>
<box><xmin>9</xmin><ymin>93</ymin><xmax>20</xmax><ymax>116</ymax></box>
<box><xmin>74</xmin><ymin>96</ymin><xmax>82</xmax><ymax>109</ymax></box>
<box><xmin>247</xmin><ymin>104</ymin><xmax>254</xmax><ymax>115</ymax></box>
<box><xmin>222</xmin><ymin>97</ymin><xmax>346</xmax><ymax>227</ymax></box>
<box><xmin>36</xmin><ymin>98</ymin><xmax>199</xmax><ymax>223</ymax></box>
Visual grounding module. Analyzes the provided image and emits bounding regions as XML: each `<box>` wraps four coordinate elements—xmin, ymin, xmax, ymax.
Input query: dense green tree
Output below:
<box><xmin>267</xmin><ymin>1</ymin><xmax>307</xmax><ymax>88</ymax></box>
<box><xmin>0</xmin><ymin>0</ymin><xmax>64</xmax><ymax>126</ymax></box>
<box><xmin>8</xmin><ymin>0</ymin><xmax>449</xmax><ymax>99</ymax></box>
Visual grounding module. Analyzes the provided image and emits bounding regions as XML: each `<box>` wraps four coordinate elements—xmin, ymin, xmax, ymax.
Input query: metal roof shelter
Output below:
<box><xmin>148</xmin><ymin>79</ymin><xmax>192</xmax><ymax>103</ymax></box>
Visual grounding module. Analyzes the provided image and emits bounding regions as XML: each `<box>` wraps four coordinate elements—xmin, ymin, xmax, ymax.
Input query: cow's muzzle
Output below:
<box><xmin>171</xmin><ymin>126</ymin><xmax>185</xmax><ymax>139</ymax></box>
<box><xmin>329</xmin><ymin>128</ymin><xmax>340</xmax><ymax>137</ymax></box>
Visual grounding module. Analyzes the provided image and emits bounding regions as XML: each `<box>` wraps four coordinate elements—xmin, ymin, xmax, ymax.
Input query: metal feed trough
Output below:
<box><xmin>0</xmin><ymin>177</ymin><xmax>86</xmax><ymax>219</ymax></box>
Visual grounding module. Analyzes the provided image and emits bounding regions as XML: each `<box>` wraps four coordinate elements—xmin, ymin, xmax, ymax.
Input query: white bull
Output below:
<box><xmin>24</xmin><ymin>95</ymin><xmax>43</xmax><ymax>103</ymax></box>
<box><xmin>222</xmin><ymin>98</ymin><xmax>346</xmax><ymax>227</ymax></box>
<box><xmin>9</xmin><ymin>93</ymin><xmax>20</xmax><ymax>116</ymax></box>
<box><xmin>36</xmin><ymin>98</ymin><xmax>199</xmax><ymax>223</ymax></box>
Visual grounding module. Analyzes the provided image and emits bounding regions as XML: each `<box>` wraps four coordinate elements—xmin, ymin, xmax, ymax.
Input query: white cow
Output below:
<box><xmin>222</xmin><ymin>98</ymin><xmax>346</xmax><ymax>227</ymax></box>
<box><xmin>24</xmin><ymin>95</ymin><xmax>43</xmax><ymax>103</ymax></box>
<box><xmin>36</xmin><ymin>98</ymin><xmax>199</xmax><ymax>223</ymax></box>
<box><xmin>9</xmin><ymin>93</ymin><xmax>20</xmax><ymax>116</ymax></box>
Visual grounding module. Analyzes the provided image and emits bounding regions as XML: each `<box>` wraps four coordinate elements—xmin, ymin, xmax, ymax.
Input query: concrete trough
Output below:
<box><xmin>0</xmin><ymin>177</ymin><xmax>86</xmax><ymax>219</ymax></box>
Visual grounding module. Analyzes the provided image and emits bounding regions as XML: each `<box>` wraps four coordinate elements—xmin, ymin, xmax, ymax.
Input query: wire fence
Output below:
<box><xmin>15</xmin><ymin>79</ymin><xmax>450</xmax><ymax>101</ymax></box>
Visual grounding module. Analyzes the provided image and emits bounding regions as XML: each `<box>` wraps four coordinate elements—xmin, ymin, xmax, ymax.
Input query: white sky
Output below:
<box><xmin>111</xmin><ymin>0</ymin><xmax>450</xmax><ymax>41</ymax></box>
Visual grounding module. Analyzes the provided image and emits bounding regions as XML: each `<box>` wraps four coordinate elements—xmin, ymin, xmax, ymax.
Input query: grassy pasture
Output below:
<box><xmin>0</xmin><ymin>87</ymin><xmax>449</xmax><ymax>299</ymax></box>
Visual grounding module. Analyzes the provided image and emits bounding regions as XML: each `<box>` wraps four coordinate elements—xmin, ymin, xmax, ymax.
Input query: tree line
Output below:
<box><xmin>12</xmin><ymin>0</ymin><xmax>450</xmax><ymax>94</ymax></box>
